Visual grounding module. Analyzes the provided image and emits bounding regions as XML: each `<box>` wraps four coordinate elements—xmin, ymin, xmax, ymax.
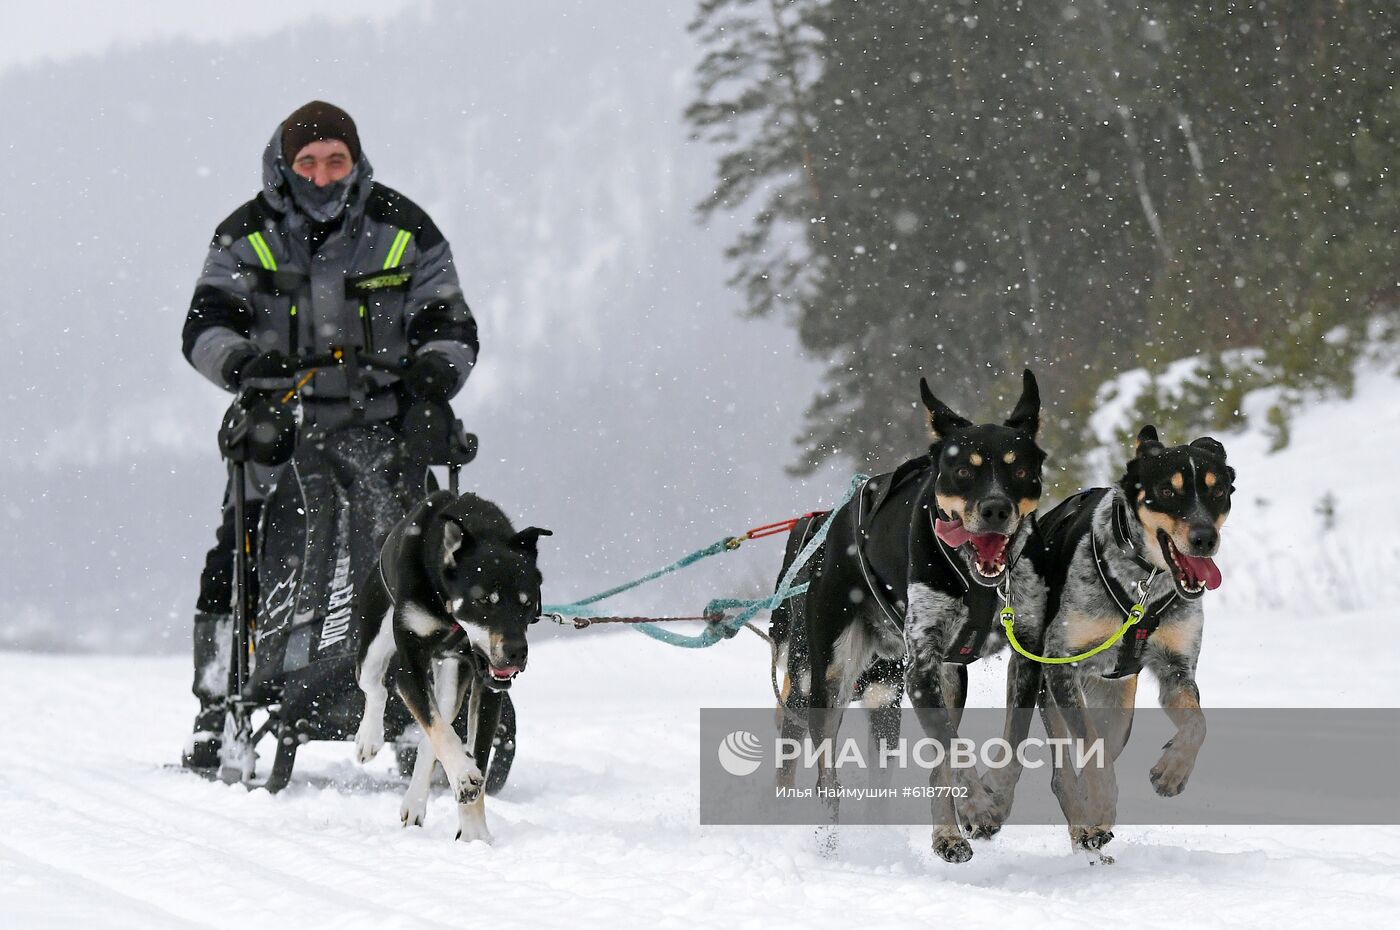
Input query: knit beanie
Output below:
<box><xmin>281</xmin><ymin>100</ymin><xmax>361</xmax><ymax>164</ymax></box>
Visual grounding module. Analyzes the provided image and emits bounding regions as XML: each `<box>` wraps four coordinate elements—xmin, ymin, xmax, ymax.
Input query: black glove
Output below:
<box><xmin>227</xmin><ymin>348</ymin><xmax>293</xmax><ymax>390</ymax></box>
<box><xmin>400</xmin><ymin>352</ymin><xmax>458</xmax><ymax>401</ymax></box>
<box><xmin>220</xmin><ymin>345</ymin><xmax>257</xmax><ymax>390</ymax></box>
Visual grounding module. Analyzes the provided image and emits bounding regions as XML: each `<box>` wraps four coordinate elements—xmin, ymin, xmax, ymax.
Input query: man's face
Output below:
<box><xmin>290</xmin><ymin>139</ymin><xmax>353</xmax><ymax>187</ymax></box>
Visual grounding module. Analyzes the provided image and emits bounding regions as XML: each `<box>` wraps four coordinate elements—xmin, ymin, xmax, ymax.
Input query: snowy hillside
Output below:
<box><xmin>1087</xmin><ymin>350</ymin><xmax>1400</xmax><ymax>618</ymax></box>
<box><xmin>3</xmin><ymin>362</ymin><xmax>1400</xmax><ymax>926</ymax></box>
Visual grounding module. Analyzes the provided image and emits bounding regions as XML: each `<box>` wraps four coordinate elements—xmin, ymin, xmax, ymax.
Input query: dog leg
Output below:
<box><xmin>904</xmin><ymin>583</ymin><xmax>975</xmax><ymax>863</ymax></box>
<box><xmin>928</xmin><ymin>662</ymin><xmax>1006</xmax><ymax>841</ymax></box>
<box><xmin>456</xmin><ymin>677</ymin><xmax>494</xmax><ymax>844</ymax></box>
<box><xmin>395</xmin><ymin>652</ymin><xmax>485</xmax><ymax>809</ymax></box>
<box><xmin>906</xmin><ymin>659</ymin><xmax>974</xmax><ymax>863</ymax></box>
<box><xmin>1149</xmin><ymin>668</ymin><xmax>1205</xmax><ymax>797</ymax></box>
<box><xmin>968</xmin><ymin>651</ymin><xmax>1042</xmax><ymax>838</ymax></box>
<box><xmin>354</xmin><ymin>606</ymin><xmax>396</xmax><ymax>764</ymax></box>
<box><xmin>776</xmin><ymin>637</ymin><xmax>811</xmax><ymax>791</ymax></box>
<box><xmin>860</xmin><ymin>661</ymin><xmax>904</xmax><ymax>793</ymax></box>
<box><xmin>1081</xmin><ymin>673</ymin><xmax>1139</xmax><ymax>764</ymax></box>
<box><xmin>1043</xmin><ymin>666</ymin><xmax>1118</xmax><ymax>859</ymax></box>
<box><xmin>401</xmin><ymin>731</ymin><xmax>436</xmax><ymax>827</ymax></box>
<box><xmin>399</xmin><ymin>657</ymin><xmax>463</xmax><ymax>827</ymax></box>
<box><xmin>806</xmin><ymin>612</ymin><xmax>853</xmax><ymax>856</ymax></box>
<box><xmin>1040</xmin><ymin>692</ymin><xmax>1091</xmax><ymax>837</ymax></box>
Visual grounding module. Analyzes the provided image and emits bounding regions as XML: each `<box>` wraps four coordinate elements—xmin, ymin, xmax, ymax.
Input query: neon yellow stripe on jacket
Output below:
<box><xmin>247</xmin><ymin>231</ymin><xmax>277</xmax><ymax>270</ymax></box>
<box><xmin>384</xmin><ymin>229</ymin><xmax>411</xmax><ymax>269</ymax></box>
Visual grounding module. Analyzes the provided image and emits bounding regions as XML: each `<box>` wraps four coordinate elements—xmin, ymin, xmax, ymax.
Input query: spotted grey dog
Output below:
<box><xmin>780</xmin><ymin>371</ymin><xmax>1051</xmax><ymax>863</ymax></box>
<box><xmin>1036</xmin><ymin>425</ymin><xmax>1233</xmax><ymax>862</ymax></box>
<box><xmin>352</xmin><ymin>489</ymin><xmax>550</xmax><ymax>844</ymax></box>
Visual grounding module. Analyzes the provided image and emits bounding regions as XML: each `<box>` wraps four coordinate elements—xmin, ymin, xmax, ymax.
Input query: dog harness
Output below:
<box><xmin>374</xmin><ymin>489</ymin><xmax>470</xmax><ymax>654</ymax></box>
<box><xmin>930</xmin><ymin>508</ymin><xmax>1027</xmax><ymax>664</ymax></box>
<box><xmin>851</xmin><ymin>456</ymin><xmax>1025</xmax><ymax>664</ymax></box>
<box><xmin>851</xmin><ymin>469</ymin><xmax>918</xmax><ymax>641</ymax></box>
<box><xmin>1034</xmin><ymin>488</ymin><xmax>1179</xmax><ymax>678</ymax></box>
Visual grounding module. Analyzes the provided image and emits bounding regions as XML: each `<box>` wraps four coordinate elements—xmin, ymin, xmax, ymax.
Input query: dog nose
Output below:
<box><xmin>1188</xmin><ymin>525</ymin><xmax>1218</xmax><ymax>554</ymax></box>
<box><xmin>503</xmin><ymin>640</ymin><xmax>528</xmax><ymax>669</ymax></box>
<box><xmin>979</xmin><ymin>497</ymin><xmax>1013</xmax><ymax>527</ymax></box>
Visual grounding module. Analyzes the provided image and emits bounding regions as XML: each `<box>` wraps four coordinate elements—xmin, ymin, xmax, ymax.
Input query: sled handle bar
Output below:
<box><xmin>291</xmin><ymin>349</ymin><xmax>409</xmax><ymax>374</ymax></box>
<box><xmin>275</xmin><ymin>349</ymin><xmax>409</xmax><ymax>403</ymax></box>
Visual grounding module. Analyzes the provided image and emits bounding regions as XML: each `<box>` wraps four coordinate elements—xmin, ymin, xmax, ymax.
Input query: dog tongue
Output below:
<box><xmin>1178</xmin><ymin>554</ymin><xmax>1223</xmax><ymax>590</ymax></box>
<box><xmin>934</xmin><ymin>519</ymin><xmax>1006</xmax><ymax>565</ymax></box>
<box><xmin>934</xmin><ymin>518</ymin><xmax>973</xmax><ymax>549</ymax></box>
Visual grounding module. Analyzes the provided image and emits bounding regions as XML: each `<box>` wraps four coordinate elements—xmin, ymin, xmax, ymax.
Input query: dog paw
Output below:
<box><xmin>354</xmin><ymin>721</ymin><xmax>384</xmax><ymax>765</ymax></box>
<box><xmin>355</xmin><ymin>728</ymin><xmax>383</xmax><ymax>767</ymax></box>
<box><xmin>456</xmin><ymin>808</ymin><xmax>493</xmax><ymax>845</ymax></box>
<box><xmin>1149</xmin><ymin>748</ymin><xmax>1194</xmax><ymax>797</ymax></box>
<box><xmin>453</xmin><ymin>764</ymin><xmax>486</xmax><ymax>805</ymax></box>
<box><xmin>959</xmin><ymin>786</ymin><xmax>1009</xmax><ymax>840</ymax></box>
<box><xmin>400</xmin><ymin>794</ymin><xmax>428</xmax><ymax>828</ymax></box>
<box><xmin>933</xmin><ymin>831</ymin><xmax>974</xmax><ymax>863</ymax></box>
<box><xmin>1071</xmin><ymin>825</ymin><xmax>1114</xmax><ymax>852</ymax></box>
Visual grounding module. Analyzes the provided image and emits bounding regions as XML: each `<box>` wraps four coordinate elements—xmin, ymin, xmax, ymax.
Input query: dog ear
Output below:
<box><xmin>1003</xmin><ymin>369</ymin><xmax>1040</xmax><ymax>437</ymax></box>
<box><xmin>920</xmin><ymin>377</ymin><xmax>971</xmax><ymax>441</ymax></box>
<box><xmin>510</xmin><ymin>527</ymin><xmax>553</xmax><ymax>559</ymax></box>
<box><xmin>1135</xmin><ymin>424</ymin><xmax>1164</xmax><ymax>457</ymax></box>
<box><xmin>440</xmin><ymin>516</ymin><xmax>474</xmax><ymax>568</ymax></box>
<box><xmin>1190</xmin><ymin>436</ymin><xmax>1227</xmax><ymax>462</ymax></box>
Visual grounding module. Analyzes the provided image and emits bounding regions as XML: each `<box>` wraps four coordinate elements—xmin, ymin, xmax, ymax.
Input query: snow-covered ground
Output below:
<box><xmin>2</xmin><ymin>606</ymin><xmax>1398</xmax><ymax>929</ymax></box>
<box><xmin>5</xmin><ymin>364</ymin><xmax>1400</xmax><ymax>927</ymax></box>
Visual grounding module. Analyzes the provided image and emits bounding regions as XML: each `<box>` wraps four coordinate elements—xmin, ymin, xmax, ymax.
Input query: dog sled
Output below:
<box><xmin>211</xmin><ymin>349</ymin><xmax>515</xmax><ymax>793</ymax></box>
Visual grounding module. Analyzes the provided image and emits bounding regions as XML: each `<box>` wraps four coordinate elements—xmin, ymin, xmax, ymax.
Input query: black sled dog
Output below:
<box><xmin>1036</xmin><ymin>425</ymin><xmax>1233</xmax><ymax>862</ymax></box>
<box><xmin>352</xmin><ymin>490</ymin><xmax>551</xmax><ymax>843</ymax></box>
<box><xmin>776</xmin><ymin>371</ymin><xmax>1052</xmax><ymax>863</ymax></box>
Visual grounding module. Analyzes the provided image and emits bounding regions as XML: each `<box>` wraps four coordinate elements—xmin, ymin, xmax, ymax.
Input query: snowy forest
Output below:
<box><xmin>690</xmin><ymin>0</ymin><xmax>1398</xmax><ymax>482</ymax></box>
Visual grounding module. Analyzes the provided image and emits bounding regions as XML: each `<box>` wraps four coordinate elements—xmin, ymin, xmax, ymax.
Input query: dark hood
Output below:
<box><xmin>260</xmin><ymin>127</ymin><xmax>374</xmax><ymax>224</ymax></box>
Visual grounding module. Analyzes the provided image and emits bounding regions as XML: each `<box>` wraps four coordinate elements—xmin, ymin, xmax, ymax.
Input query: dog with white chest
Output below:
<box><xmin>352</xmin><ymin>489</ymin><xmax>550</xmax><ymax>843</ymax></box>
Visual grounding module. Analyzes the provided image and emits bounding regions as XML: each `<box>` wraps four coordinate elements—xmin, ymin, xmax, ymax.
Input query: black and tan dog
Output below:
<box><xmin>777</xmin><ymin>371</ymin><xmax>1052</xmax><ymax>863</ymax></box>
<box><xmin>352</xmin><ymin>490</ymin><xmax>550</xmax><ymax>843</ymax></box>
<box><xmin>1036</xmin><ymin>425</ymin><xmax>1233</xmax><ymax>861</ymax></box>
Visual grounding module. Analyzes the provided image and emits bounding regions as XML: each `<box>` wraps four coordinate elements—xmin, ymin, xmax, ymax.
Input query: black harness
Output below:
<box><xmin>852</xmin><ymin>456</ymin><xmax>1021</xmax><ymax>664</ymax></box>
<box><xmin>851</xmin><ymin>456</ymin><xmax>929</xmax><ymax>640</ymax></box>
<box><xmin>375</xmin><ymin>490</ymin><xmax>470</xmax><ymax>656</ymax></box>
<box><xmin>1041</xmin><ymin>488</ymin><xmax>1178</xmax><ymax>679</ymax></box>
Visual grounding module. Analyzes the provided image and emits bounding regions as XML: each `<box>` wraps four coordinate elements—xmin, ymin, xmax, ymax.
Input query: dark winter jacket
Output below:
<box><xmin>182</xmin><ymin>130</ymin><xmax>478</xmax><ymax>424</ymax></box>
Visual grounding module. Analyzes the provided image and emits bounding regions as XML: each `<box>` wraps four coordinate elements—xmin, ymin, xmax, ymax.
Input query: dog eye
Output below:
<box><xmin>955</xmin><ymin>466</ymin><xmax>973</xmax><ymax>479</ymax></box>
<box><xmin>1211</xmin><ymin>487</ymin><xmax>1227</xmax><ymax>498</ymax></box>
<box><xmin>1158</xmin><ymin>487</ymin><xmax>1175</xmax><ymax>498</ymax></box>
<box><xmin>1014</xmin><ymin>467</ymin><xmax>1028</xmax><ymax>480</ymax></box>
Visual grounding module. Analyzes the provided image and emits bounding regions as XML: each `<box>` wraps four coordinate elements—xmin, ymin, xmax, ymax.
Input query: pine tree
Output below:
<box><xmin>689</xmin><ymin>0</ymin><xmax>1400</xmax><ymax>482</ymax></box>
